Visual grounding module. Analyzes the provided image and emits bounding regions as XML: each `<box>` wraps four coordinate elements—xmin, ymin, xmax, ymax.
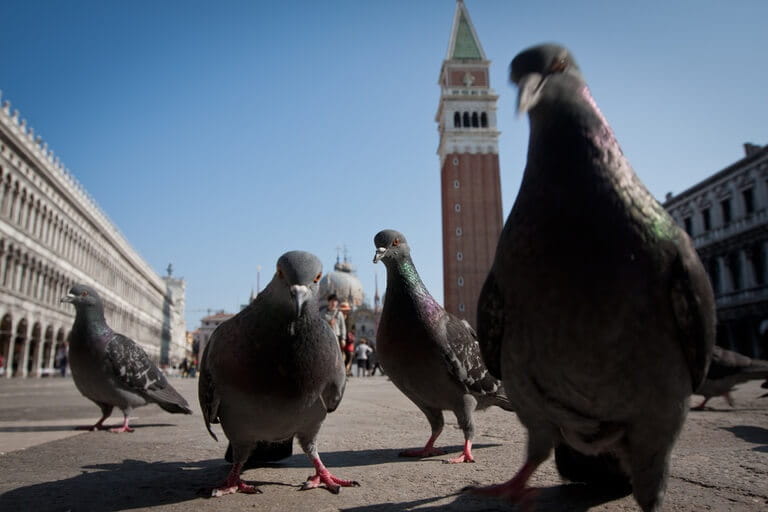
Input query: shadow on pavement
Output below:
<box><xmin>291</xmin><ymin>443</ymin><xmax>501</xmax><ymax>468</ymax></box>
<box><xmin>721</xmin><ymin>425</ymin><xmax>768</xmax><ymax>452</ymax></box>
<box><xmin>340</xmin><ymin>482</ymin><xmax>627</xmax><ymax>511</ymax></box>
<box><xmin>0</xmin><ymin>423</ymin><xmax>176</xmax><ymax>433</ymax></box>
<box><xmin>0</xmin><ymin>458</ymin><xmax>240</xmax><ymax>511</ymax></box>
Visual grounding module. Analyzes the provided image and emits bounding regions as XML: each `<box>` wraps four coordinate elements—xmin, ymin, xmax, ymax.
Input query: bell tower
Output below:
<box><xmin>436</xmin><ymin>0</ymin><xmax>503</xmax><ymax>326</ymax></box>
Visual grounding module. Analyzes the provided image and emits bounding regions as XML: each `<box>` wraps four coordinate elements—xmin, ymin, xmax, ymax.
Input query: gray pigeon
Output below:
<box><xmin>62</xmin><ymin>283</ymin><xmax>192</xmax><ymax>433</ymax></box>
<box><xmin>468</xmin><ymin>44</ymin><xmax>715</xmax><ymax>512</ymax></box>
<box><xmin>199</xmin><ymin>250</ymin><xmax>358</xmax><ymax>496</ymax></box>
<box><xmin>693</xmin><ymin>346</ymin><xmax>768</xmax><ymax>409</ymax></box>
<box><xmin>373</xmin><ymin>229</ymin><xmax>513</xmax><ymax>464</ymax></box>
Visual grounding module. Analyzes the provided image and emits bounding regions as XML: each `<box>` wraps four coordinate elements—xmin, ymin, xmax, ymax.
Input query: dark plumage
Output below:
<box><xmin>468</xmin><ymin>44</ymin><xmax>715</xmax><ymax>512</ymax></box>
<box><xmin>693</xmin><ymin>346</ymin><xmax>768</xmax><ymax>409</ymax></box>
<box><xmin>62</xmin><ymin>284</ymin><xmax>192</xmax><ymax>433</ymax></box>
<box><xmin>373</xmin><ymin>229</ymin><xmax>513</xmax><ymax>463</ymax></box>
<box><xmin>199</xmin><ymin>251</ymin><xmax>358</xmax><ymax>496</ymax></box>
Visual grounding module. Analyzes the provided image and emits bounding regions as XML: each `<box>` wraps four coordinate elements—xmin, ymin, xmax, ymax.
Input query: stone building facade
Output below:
<box><xmin>0</xmin><ymin>94</ymin><xmax>185</xmax><ymax>377</ymax></box>
<box><xmin>436</xmin><ymin>0</ymin><xmax>503</xmax><ymax>326</ymax></box>
<box><xmin>664</xmin><ymin>143</ymin><xmax>768</xmax><ymax>357</ymax></box>
<box><xmin>194</xmin><ymin>311</ymin><xmax>234</xmax><ymax>362</ymax></box>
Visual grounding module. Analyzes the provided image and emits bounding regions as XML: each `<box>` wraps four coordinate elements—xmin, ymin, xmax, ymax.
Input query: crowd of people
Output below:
<box><xmin>321</xmin><ymin>293</ymin><xmax>382</xmax><ymax>377</ymax></box>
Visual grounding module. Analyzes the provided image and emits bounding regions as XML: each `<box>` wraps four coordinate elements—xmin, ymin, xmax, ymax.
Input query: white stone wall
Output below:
<box><xmin>0</xmin><ymin>94</ymin><xmax>182</xmax><ymax>377</ymax></box>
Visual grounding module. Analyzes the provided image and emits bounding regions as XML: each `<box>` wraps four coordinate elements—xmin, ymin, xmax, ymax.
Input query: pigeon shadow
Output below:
<box><xmin>340</xmin><ymin>483</ymin><xmax>627</xmax><ymax>512</ymax></box>
<box><xmin>721</xmin><ymin>425</ymin><xmax>768</xmax><ymax>452</ymax></box>
<box><xmin>0</xmin><ymin>423</ymin><xmax>175</xmax><ymax>433</ymax></box>
<box><xmin>0</xmin><ymin>457</ymin><xmax>288</xmax><ymax>511</ymax></box>
<box><xmin>294</xmin><ymin>443</ymin><xmax>501</xmax><ymax>468</ymax></box>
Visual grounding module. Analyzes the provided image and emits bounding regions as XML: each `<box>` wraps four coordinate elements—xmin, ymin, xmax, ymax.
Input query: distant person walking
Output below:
<box><xmin>55</xmin><ymin>344</ymin><xmax>68</xmax><ymax>377</ymax></box>
<box><xmin>354</xmin><ymin>338</ymin><xmax>373</xmax><ymax>377</ymax></box>
<box><xmin>345</xmin><ymin>327</ymin><xmax>356</xmax><ymax>376</ymax></box>
<box><xmin>367</xmin><ymin>339</ymin><xmax>383</xmax><ymax>376</ymax></box>
<box><xmin>320</xmin><ymin>293</ymin><xmax>347</xmax><ymax>351</ymax></box>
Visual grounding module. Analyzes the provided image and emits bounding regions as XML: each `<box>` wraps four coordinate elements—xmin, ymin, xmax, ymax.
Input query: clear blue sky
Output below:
<box><xmin>2</xmin><ymin>0</ymin><xmax>766</xmax><ymax>330</ymax></box>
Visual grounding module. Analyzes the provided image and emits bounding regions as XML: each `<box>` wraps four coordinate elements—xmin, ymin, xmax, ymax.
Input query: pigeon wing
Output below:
<box><xmin>198</xmin><ymin>328</ymin><xmax>221</xmax><ymax>441</ymax></box>
<box><xmin>477</xmin><ymin>270</ymin><xmax>505</xmax><ymax>379</ymax></box>
<box><xmin>320</xmin><ymin>321</ymin><xmax>346</xmax><ymax>413</ymax></box>
<box><xmin>105</xmin><ymin>333</ymin><xmax>191</xmax><ymax>413</ymax></box>
<box><xmin>669</xmin><ymin>237</ymin><xmax>717</xmax><ymax>391</ymax></box>
<box><xmin>441</xmin><ymin>312</ymin><xmax>502</xmax><ymax>396</ymax></box>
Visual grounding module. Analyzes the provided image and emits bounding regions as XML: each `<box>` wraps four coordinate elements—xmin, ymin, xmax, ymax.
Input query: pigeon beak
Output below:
<box><xmin>290</xmin><ymin>285</ymin><xmax>310</xmax><ymax>316</ymax></box>
<box><xmin>373</xmin><ymin>247</ymin><xmax>387</xmax><ymax>264</ymax></box>
<box><xmin>60</xmin><ymin>293</ymin><xmax>76</xmax><ymax>303</ymax></box>
<box><xmin>516</xmin><ymin>72</ymin><xmax>548</xmax><ymax>115</ymax></box>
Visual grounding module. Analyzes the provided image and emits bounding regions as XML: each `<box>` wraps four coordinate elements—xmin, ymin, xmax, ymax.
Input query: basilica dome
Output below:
<box><xmin>319</xmin><ymin>260</ymin><xmax>364</xmax><ymax>309</ymax></box>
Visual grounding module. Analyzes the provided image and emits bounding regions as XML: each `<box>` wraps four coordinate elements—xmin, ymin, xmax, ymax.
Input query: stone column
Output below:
<box><xmin>5</xmin><ymin>335</ymin><xmax>14</xmax><ymax>379</ymax></box>
<box><xmin>19</xmin><ymin>335</ymin><xmax>30</xmax><ymax>378</ymax></box>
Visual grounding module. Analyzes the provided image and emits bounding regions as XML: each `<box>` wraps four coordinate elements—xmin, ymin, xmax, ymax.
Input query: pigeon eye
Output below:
<box><xmin>80</xmin><ymin>291</ymin><xmax>88</xmax><ymax>297</ymax></box>
<box><xmin>550</xmin><ymin>58</ymin><xmax>567</xmax><ymax>73</ymax></box>
<box><xmin>277</xmin><ymin>268</ymin><xmax>284</xmax><ymax>279</ymax></box>
<box><xmin>313</xmin><ymin>273</ymin><xmax>322</xmax><ymax>283</ymax></box>
<box><xmin>393</xmin><ymin>239</ymin><xmax>400</xmax><ymax>247</ymax></box>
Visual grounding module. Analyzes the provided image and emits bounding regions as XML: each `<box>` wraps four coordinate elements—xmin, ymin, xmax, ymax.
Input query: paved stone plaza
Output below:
<box><xmin>0</xmin><ymin>376</ymin><xmax>766</xmax><ymax>511</ymax></box>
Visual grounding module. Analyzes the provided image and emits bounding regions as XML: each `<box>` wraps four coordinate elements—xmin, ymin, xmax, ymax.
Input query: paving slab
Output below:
<box><xmin>0</xmin><ymin>375</ymin><xmax>766</xmax><ymax>511</ymax></box>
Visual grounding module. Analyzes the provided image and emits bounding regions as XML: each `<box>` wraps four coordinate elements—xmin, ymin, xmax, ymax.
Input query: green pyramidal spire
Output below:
<box><xmin>452</xmin><ymin>10</ymin><xmax>482</xmax><ymax>60</ymax></box>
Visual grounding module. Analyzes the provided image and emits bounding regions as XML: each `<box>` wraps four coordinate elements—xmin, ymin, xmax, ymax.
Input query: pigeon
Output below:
<box><xmin>693</xmin><ymin>346</ymin><xmax>768</xmax><ymax>409</ymax></box>
<box><xmin>373</xmin><ymin>229</ymin><xmax>513</xmax><ymax>464</ymax></box>
<box><xmin>467</xmin><ymin>44</ymin><xmax>715</xmax><ymax>512</ymax></box>
<box><xmin>62</xmin><ymin>283</ymin><xmax>192</xmax><ymax>433</ymax></box>
<box><xmin>199</xmin><ymin>250</ymin><xmax>358</xmax><ymax>496</ymax></box>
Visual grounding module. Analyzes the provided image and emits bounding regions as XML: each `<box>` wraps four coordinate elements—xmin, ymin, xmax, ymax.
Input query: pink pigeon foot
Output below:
<box><xmin>463</xmin><ymin>461</ymin><xmax>539</xmax><ymax>508</ymax></box>
<box><xmin>691</xmin><ymin>397</ymin><xmax>711</xmax><ymax>411</ymax></box>
<box><xmin>399</xmin><ymin>432</ymin><xmax>445</xmax><ymax>458</ymax></box>
<box><xmin>109</xmin><ymin>416</ymin><xmax>134</xmax><ymax>433</ymax></box>
<box><xmin>445</xmin><ymin>440</ymin><xmax>475</xmax><ymax>463</ymax></box>
<box><xmin>211</xmin><ymin>463</ymin><xmax>262</xmax><ymax>497</ymax></box>
<box><xmin>300</xmin><ymin>457</ymin><xmax>359</xmax><ymax>494</ymax></box>
<box><xmin>109</xmin><ymin>425</ymin><xmax>135</xmax><ymax>433</ymax></box>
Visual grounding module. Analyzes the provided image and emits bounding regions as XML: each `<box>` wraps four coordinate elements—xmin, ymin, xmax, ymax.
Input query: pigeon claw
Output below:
<box><xmin>301</xmin><ymin>470</ymin><xmax>359</xmax><ymax>493</ymax></box>
<box><xmin>109</xmin><ymin>426</ymin><xmax>134</xmax><ymax>433</ymax></box>
<box><xmin>211</xmin><ymin>480</ymin><xmax>262</xmax><ymax>497</ymax></box>
<box><xmin>445</xmin><ymin>453</ymin><xmax>475</xmax><ymax>464</ymax></box>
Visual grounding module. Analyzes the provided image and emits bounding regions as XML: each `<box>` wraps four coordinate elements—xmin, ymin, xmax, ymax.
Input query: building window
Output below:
<box><xmin>728</xmin><ymin>252</ymin><xmax>742</xmax><ymax>290</ymax></box>
<box><xmin>453</xmin><ymin>179</ymin><xmax>460</xmax><ymax>189</ymax></box>
<box><xmin>458</xmin><ymin>276</ymin><xmax>464</xmax><ymax>287</ymax></box>
<box><xmin>455</xmin><ymin>227</ymin><xmax>462</xmax><ymax>236</ymax></box>
<box><xmin>452</xmin><ymin>157</ymin><xmax>459</xmax><ymax>166</ymax></box>
<box><xmin>471</xmin><ymin>112</ymin><xmax>479</xmax><ymax>128</ymax></box>
<box><xmin>462</xmin><ymin>112</ymin><xmax>470</xmax><ymax>127</ymax></box>
<box><xmin>458</xmin><ymin>303</ymin><xmax>466</xmax><ymax>312</ymax></box>
<box><xmin>743</xmin><ymin>188</ymin><xmax>755</xmax><ymax>215</ymax></box>
<box><xmin>708</xmin><ymin>259</ymin><xmax>720</xmax><ymax>295</ymax></box>
<box><xmin>456</xmin><ymin>251</ymin><xmax>463</xmax><ymax>261</ymax></box>
<box><xmin>702</xmin><ymin>208</ymin><xmax>711</xmax><ymax>231</ymax></box>
<box><xmin>454</xmin><ymin>203</ymin><xmax>461</xmax><ymax>212</ymax></box>
<box><xmin>453</xmin><ymin>112</ymin><xmax>461</xmax><ymax>128</ymax></box>
<box><xmin>683</xmin><ymin>217</ymin><xmax>692</xmax><ymax>236</ymax></box>
<box><xmin>721</xmin><ymin>198</ymin><xmax>732</xmax><ymax>224</ymax></box>
<box><xmin>751</xmin><ymin>244</ymin><xmax>766</xmax><ymax>285</ymax></box>
<box><xmin>480</xmin><ymin>112</ymin><xmax>488</xmax><ymax>128</ymax></box>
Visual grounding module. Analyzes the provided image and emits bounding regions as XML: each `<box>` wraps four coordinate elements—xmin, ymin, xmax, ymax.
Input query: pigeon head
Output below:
<box><xmin>61</xmin><ymin>283</ymin><xmax>103</xmax><ymax>309</ymax></box>
<box><xmin>273</xmin><ymin>250</ymin><xmax>323</xmax><ymax>316</ymax></box>
<box><xmin>373</xmin><ymin>229</ymin><xmax>410</xmax><ymax>264</ymax></box>
<box><xmin>510</xmin><ymin>43</ymin><xmax>584</xmax><ymax>114</ymax></box>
